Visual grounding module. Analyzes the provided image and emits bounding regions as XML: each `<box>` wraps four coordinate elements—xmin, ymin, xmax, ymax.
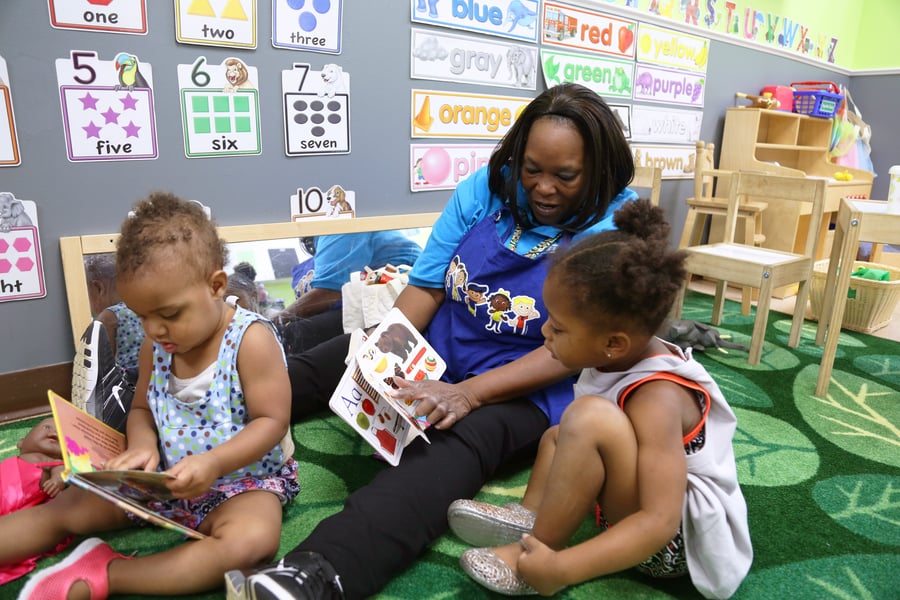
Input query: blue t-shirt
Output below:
<box><xmin>410</xmin><ymin>165</ymin><xmax>638</xmax><ymax>288</ymax></box>
<box><xmin>301</xmin><ymin>231</ymin><xmax>423</xmax><ymax>292</ymax></box>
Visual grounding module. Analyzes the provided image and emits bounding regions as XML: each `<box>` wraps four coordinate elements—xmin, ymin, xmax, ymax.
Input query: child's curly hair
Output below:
<box><xmin>548</xmin><ymin>199</ymin><xmax>687</xmax><ymax>336</ymax></box>
<box><xmin>116</xmin><ymin>192</ymin><xmax>227</xmax><ymax>284</ymax></box>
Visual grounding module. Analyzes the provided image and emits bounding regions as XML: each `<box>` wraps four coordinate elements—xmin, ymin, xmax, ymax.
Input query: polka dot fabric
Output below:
<box><xmin>108</xmin><ymin>302</ymin><xmax>144</xmax><ymax>371</ymax></box>
<box><xmin>147</xmin><ymin>305</ymin><xmax>288</xmax><ymax>484</ymax></box>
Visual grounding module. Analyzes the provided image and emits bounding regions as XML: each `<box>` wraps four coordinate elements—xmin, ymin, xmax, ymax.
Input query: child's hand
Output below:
<box><xmin>105</xmin><ymin>446</ymin><xmax>160</xmax><ymax>473</ymax></box>
<box><xmin>164</xmin><ymin>453</ymin><xmax>221</xmax><ymax>499</ymax></box>
<box><xmin>517</xmin><ymin>534</ymin><xmax>567</xmax><ymax>596</ymax></box>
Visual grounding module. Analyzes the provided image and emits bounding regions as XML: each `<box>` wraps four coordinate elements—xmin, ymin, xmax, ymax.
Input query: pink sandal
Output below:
<box><xmin>17</xmin><ymin>537</ymin><xmax>129</xmax><ymax>600</ymax></box>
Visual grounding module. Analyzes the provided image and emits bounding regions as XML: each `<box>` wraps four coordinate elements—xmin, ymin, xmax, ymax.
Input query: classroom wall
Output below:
<box><xmin>0</xmin><ymin>2</ymin><xmax>886</xmax><ymax>382</ymax></box>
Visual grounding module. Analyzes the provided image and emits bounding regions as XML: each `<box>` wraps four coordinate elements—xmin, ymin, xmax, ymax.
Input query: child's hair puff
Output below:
<box><xmin>116</xmin><ymin>192</ymin><xmax>227</xmax><ymax>283</ymax></box>
<box><xmin>550</xmin><ymin>199</ymin><xmax>687</xmax><ymax>335</ymax></box>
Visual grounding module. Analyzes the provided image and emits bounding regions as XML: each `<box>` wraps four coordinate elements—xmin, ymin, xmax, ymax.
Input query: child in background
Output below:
<box><xmin>226</xmin><ymin>267</ymin><xmax>261</xmax><ymax>314</ymax></box>
<box><xmin>4</xmin><ymin>192</ymin><xmax>298</xmax><ymax>599</ymax></box>
<box><xmin>0</xmin><ymin>418</ymin><xmax>69</xmax><ymax>583</ymax></box>
<box><xmin>449</xmin><ymin>200</ymin><xmax>752</xmax><ymax>599</ymax></box>
<box><xmin>84</xmin><ymin>253</ymin><xmax>145</xmax><ymax>376</ymax></box>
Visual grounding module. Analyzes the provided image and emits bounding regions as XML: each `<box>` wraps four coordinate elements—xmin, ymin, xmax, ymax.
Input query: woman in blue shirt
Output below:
<box><xmin>228</xmin><ymin>83</ymin><xmax>639</xmax><ymax>600</ymax></box>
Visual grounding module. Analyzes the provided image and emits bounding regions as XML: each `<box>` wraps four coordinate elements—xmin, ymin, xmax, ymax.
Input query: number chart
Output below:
<box><xmin>178</xmin><ymin>56</ymin><xmax>262</xmax><ymax>158</ymax></box>
<box><xmin>281</xmin><ymin>63</ymin><xmax>350</xmax><ymax>157</ymax></box>
<box><xmin>55</xmin><ymin>51</ymin><xmax>158</xmax><ymax>162</ymax></box>
<box><xmin>0</xmin><ymin>55</ymin><xmax>20</xmax><ymax>166</ymax></box>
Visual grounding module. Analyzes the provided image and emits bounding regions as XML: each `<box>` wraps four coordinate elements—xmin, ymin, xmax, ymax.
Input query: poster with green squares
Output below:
<box><xmin>177</xmin><ymin>56</ymin><xmax>262</xmax><ymax>158</ymax></box>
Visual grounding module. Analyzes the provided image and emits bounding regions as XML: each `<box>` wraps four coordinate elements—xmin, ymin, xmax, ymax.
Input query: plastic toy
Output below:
<box><xmin>735</xmin><ymin>91</ymin><xmax>780</xmax><ymax>109</ymax></box>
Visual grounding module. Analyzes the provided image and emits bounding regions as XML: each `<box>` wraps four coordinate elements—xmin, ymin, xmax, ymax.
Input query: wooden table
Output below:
<box><xmin>814</xmin><ymin>198</ymin><xmax>900</xmax><ymax>397</ymax></box>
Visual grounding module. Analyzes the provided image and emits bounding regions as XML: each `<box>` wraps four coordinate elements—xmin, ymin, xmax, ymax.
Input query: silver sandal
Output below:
<box><xmin>448</xmin><ymin>499</ymin><xmax>536</xmax><ymax>547</ymax></box>
<box><xmin>460</xmin><ymin>547</ymin><xmax>537</xmax><ymax>596</ymax></box>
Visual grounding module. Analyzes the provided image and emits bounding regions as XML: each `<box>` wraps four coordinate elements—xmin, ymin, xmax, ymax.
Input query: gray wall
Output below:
<box><xmin>0</xmin><ymin>2</ymin><xmax>883</xmax><ymax>375</ymax></box>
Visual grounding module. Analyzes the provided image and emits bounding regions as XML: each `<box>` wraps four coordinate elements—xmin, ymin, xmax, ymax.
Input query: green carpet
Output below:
<box><xmin>2</xmin><ymin>289</ymin><xmax>898</xmax><ymax>599</ymax></box>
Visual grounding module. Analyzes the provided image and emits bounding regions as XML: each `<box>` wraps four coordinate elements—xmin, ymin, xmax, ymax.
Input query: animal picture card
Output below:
<box><xmin>48</xmin><ymin>0</ymin><xmax>148</xmax><ymax>35</ymax></box>
<box><xmin>273</xmin><ymin>0</ymin><xmax>344</xmax><ymax>54</ymax></box>
<box><xmin>329</xmin><ymin>356</ymin><xmax>414</xmax><ymax>466</ymax></box>
<box><xmin>0</xmin><ymin>55</ymin><xmax>21</xmax><ymax>166</ymax></box>
<box><xmin>178</xmin><ymin>56</ymin><xmax>262</xmax><ymax>158</ymax></box>
<box><xmin>281</xmin><ymin>63</ymin><xmax>350</xmax><ymax>156</ymax></box>
<box><xmin>355</xmin><ymin>308</ymin><xmax>446</xmax><ymax>422</ymax></box>
<box><xmin>290</xmin><ymin>185</ymin><xmax>355</xmax><ymax>220</ymax></box>
<box><xmin>55</xmin><ymin>50</ymin><xmax>158</xmax><ymax>162</ymax></box>
<box><xmin>328</xmin><ymin>309</ymin><xmax>445</xmax><ymax>465</ymax></box>
<box><xmin>175</xmin><ymin>0</ymin><xmax>258</xmax><ymax>48</ymax></box>
<box><xmin>0</xmin><ymin>194</ymin><xmax>45</xmax><ymax>303</ymax></box>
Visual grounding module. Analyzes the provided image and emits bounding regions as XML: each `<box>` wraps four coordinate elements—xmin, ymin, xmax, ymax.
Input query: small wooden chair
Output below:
<box><xmin>679</xmin><ymin>141</ymin><xmax>768</xmax><ymax>314</ymax></box>
<box><xmin>672</xmin><ymin>172</ymin><xmax>827</xmax><ymax>365</ymax></box>
<box><xmin>630</xmin><ymin>165</ymin><xmax>663</xmax><ymax>207</ymax></box>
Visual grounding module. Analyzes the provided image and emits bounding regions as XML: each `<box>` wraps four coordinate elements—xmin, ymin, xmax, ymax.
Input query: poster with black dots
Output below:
<box><xmin>281</xmin><ymin>63</ymin><xmax>350</xmax><ymax>156</ymax></box>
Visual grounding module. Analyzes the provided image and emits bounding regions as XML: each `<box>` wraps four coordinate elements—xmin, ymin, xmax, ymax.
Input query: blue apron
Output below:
<box><xmin>425</xmin><ymin>211</ymin><xmax>576</xmax><ymax>426</ymax></box>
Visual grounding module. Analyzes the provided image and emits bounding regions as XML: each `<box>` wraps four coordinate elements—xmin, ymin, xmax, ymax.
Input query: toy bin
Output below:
<box><xmin>791</xmin><ymin>81</ymin><xmax>843</xmax><ymax>118</ymax></box>
<box><xmin>808</xmin><ymin>260</ymin><xmax>900</xmax><ymax>333</ymax></box>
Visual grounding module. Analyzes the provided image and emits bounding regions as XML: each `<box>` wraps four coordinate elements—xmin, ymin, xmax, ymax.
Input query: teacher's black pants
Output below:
<box><xmin>285</xmin><ymin>345</ymin><xmax>548</xmax><ymax>599</ymax></box>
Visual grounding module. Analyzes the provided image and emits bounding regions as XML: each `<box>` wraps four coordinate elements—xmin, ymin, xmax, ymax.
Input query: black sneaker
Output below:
<box><xmin>224</xmin><ymin>552</ymin><xmax>344</xmax><ymax>600</ymax></box>
<box><xmin>71</xmin><ymin>320</ymin><xmax>133</xmax><ymax>434</ymax></box>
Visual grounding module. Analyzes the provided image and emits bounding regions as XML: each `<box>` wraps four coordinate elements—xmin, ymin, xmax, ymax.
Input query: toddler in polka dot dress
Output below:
<box><xmin>2</xmin><ymin>192</ymin><xmax>298</xmax><ymax>599</ymax></box>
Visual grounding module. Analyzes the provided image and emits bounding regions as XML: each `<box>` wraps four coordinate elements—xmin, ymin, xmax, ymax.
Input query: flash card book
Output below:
<box><xmin>328</xmin><ymin>309</ymin><xmax>446</xmax><ymax>466</ymax></box>
<box><xmin>47</xmin><ymin>390</ymin><xmax>206</xmax><ymax>539</ymax></box>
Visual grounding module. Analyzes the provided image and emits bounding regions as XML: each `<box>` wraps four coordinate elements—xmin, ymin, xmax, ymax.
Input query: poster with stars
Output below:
<box><xmin>273</xmin><ymin>0</ymin><xmax>343</xmax><ymax>54</ymax></box>
<box><xmin>175</xmin><ymin>0</ymin><xmax>258</xmax><ymax>49</ymax></box>
<box><xmin>55</xmin><ymin>50</ymin><xmax>158</xmax><ymax>162</ymax></box>
<box><xmin>0</xmin><ymin>195</ymin><xmax>45</xmax><ymax>303</ymax></box>
<box><xmin>0</xmin><ymin>55</ymin><xmax>21</xmax><ymax>167</ymax></box>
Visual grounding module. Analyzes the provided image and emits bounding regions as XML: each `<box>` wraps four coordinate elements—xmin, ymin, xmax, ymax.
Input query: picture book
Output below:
<box><xmin>47</xmin><ymin>390</ymin><xmax>206</xmax><ymax>539</ymax></box>
<box><xmin>328</xmin><ymin>308</ymin><xmax>446</xmax><ymax>466</ymax></box>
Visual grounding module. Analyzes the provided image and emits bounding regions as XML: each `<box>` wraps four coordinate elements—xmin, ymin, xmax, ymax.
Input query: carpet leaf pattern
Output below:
<box><xmin>812</xmin><ymin>475</ymin><xmax>900</xmax><ymax>546</ymax></box>
<box><xmin>733</xmin><ymin>408</ymin><xmax>819</xmax><ymax>486</ymax></box>
<box><xmin>796</xmin><ymin>366</ymin><xmax>900</xmax><ymax>468</ymax></box>
<box><xmin>0</xmin><ymin>291</ymin><xmax>897</xmax><ymax>599</ymax></box>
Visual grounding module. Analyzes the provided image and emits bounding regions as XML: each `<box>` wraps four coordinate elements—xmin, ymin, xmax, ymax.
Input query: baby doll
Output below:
<box><xmin>0</xmin><ymin>418</ymin><xmax>71</xmax><ymax>583</ymax></box>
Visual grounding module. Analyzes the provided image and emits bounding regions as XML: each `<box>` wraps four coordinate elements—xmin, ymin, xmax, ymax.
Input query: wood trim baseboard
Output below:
<box><xmin>0</xmin><ymin>363</ymin><xmax>72</xmax><ymax>424</ymax></box>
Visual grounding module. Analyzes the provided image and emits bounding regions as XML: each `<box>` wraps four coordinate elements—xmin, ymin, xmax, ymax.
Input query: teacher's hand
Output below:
<box><xmin>390</xmin><ymin>378</ymin><xmax>478</xmax><ymax>430</ymax></box>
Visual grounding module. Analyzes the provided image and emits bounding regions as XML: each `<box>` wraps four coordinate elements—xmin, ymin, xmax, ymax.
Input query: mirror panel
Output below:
<box><xmin>61</xmin><ymin>214</ymin><xmax>440</xmax><ymax>349</ymax></box>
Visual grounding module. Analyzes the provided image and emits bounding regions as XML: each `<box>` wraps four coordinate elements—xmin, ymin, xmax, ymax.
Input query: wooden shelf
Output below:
<box><xmin>717</xmin><ymin>107</ymin><xmax>874</xmax><ymax>297</ymax></box>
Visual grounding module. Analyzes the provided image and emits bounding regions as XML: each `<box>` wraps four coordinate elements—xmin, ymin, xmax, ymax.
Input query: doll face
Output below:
<box><xmin>17</xmin><ymin>418</ymin><xmax>62</xmax><ymax>458</ymax></box>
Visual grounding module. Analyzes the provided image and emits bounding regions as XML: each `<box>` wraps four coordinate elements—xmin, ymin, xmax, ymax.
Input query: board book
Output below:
<box><xmin>328</xmin><ymin>308</ymin><xmax>446</xmax><ymax>466</ymax></box>
<box><xmin>47</xmin><ymin>389</ymin><xmax>206</xmax><ymax>539</ymax></box>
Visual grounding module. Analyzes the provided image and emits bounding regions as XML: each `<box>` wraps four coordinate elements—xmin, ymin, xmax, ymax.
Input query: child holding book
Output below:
<box><xmin>448</xmin><ymin>200</ymin><xmax>752</xmax><ymax>598</ymax></box>
<box><xmin>2</xmin><ymin>192</ymin><xmax>298</xmax><ymax>599</ymax></box>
